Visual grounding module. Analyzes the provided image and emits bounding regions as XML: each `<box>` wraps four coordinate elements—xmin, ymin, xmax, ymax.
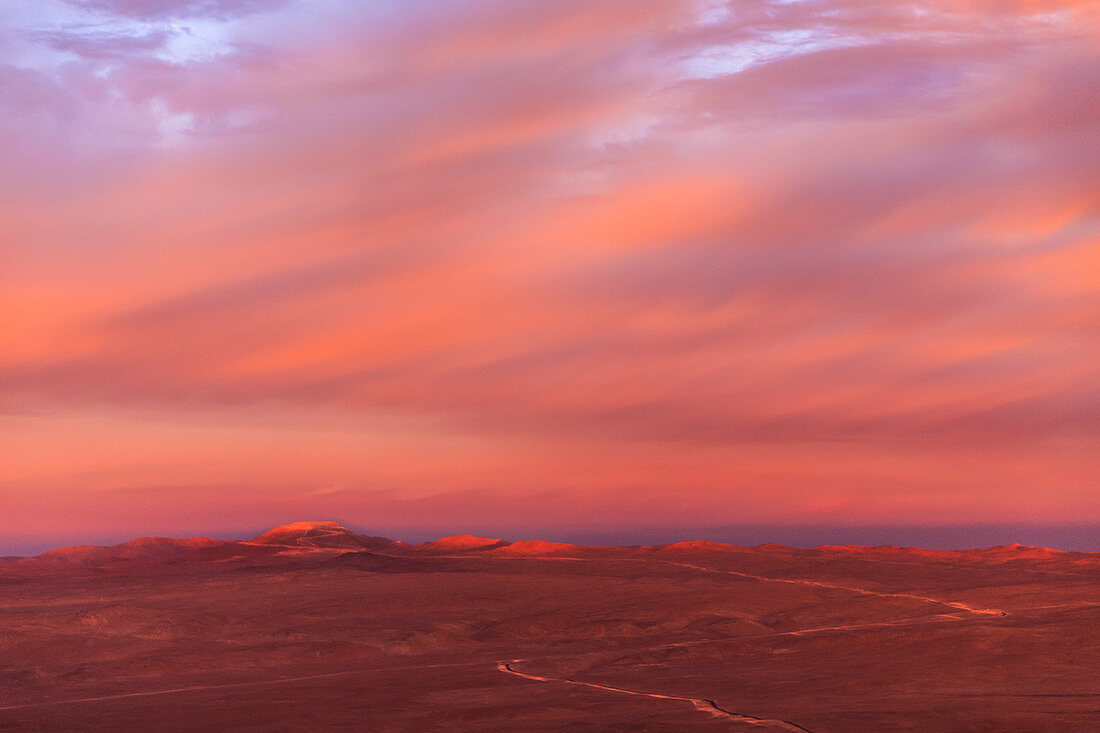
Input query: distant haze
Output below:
<box><xmin>5</xmin><ymin>524</ymin><xmax>1099</xmax><ymax>558</ymax></box>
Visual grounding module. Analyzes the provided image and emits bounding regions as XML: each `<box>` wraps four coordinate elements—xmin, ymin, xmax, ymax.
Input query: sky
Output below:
<box><xmin>1</xmin><ymin>0</ymin><xmax>1097</xmax><ymax>553</ymax></box>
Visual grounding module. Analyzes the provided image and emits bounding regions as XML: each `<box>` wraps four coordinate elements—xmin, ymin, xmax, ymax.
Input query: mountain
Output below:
<box><xmin>413</xmin><ymin>535</ymin><xmax>510</xmax><ymax>552</ymax></box>
<box><xmin>7</xmin><ymin>524</ymin><xmax>1095</xmax><ymax>572</ymax></box>
<box><xmin>34</xmin><ymin>537</ymin><xmax>226</xmax><ymax>566</ymax></box>
<box><xmin>248</xmin><ymin>521</ymin><xmax>395</xmax><ymax>551</ymax></box>
<box><xmin>491</xmin><ymin>539</ymin><xmax>584</xmax><ymax>555</ymax></box>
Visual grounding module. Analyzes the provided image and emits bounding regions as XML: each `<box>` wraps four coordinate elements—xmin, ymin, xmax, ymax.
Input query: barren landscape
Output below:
<box><xmin>2</xmin><ymin>521</ymin><xmax>1097</xmax><ymax>732</ymax></box>
<box><xmin>6</xmin><ymin>0</ymin><xmax>1098</xmax><ymax>729</ymax></box>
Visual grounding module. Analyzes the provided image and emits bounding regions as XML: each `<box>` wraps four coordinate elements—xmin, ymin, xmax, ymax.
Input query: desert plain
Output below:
<box><xmin>0</xmin><ymin>521</ymin><xmax>1097</xmax><ymax>732</ymax></box>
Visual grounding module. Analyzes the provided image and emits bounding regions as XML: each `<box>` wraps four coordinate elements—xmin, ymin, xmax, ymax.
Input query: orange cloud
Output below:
<box><xmin>0</xmin><ymin>0</ymin><xmax>1096</xmax><ymax>547</ymax></box>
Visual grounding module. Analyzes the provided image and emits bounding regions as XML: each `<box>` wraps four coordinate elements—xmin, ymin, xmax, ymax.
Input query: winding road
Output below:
<box><xmin>654</xmin><ymin>558</ymin><xmax>1007</xmax><ymax>617</ymax></box>
<box><xmin>488</xmin><ymin>553</ymin><xmax>1007</xmax><ymax>731</ymax></box>
<box><xmin>498</xmin><ymin>661</ymin><xmax>815</xmax><ymax>731</ymax></box>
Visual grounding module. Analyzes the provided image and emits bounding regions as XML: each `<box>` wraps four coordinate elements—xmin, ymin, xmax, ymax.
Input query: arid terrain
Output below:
<box><xmin>1</xmin><ymin>521</ymin><xmax>1097</xmax><ymax>732</ymax></box>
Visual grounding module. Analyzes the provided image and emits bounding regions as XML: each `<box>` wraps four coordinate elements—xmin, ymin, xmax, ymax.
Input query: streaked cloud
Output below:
<box><xmin>1</xmin><ymin>0</ymin><xmax>1096</xmax><ymax>543</ymax></box>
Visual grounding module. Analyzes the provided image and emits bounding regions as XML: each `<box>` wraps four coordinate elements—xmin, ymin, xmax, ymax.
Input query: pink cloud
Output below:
<box><xmin>68</xmin><ymin>0</ymin><xmax>292</xmax><ymax>20</ymax></box>
<box><xmin>1</xmin><ymin>0</ymin><xmax>1096</xmax><ymax>539</ymax></box>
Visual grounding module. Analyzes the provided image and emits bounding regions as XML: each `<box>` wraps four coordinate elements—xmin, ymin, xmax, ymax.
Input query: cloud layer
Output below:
<box><xmin>1</xmin><ymin>0</ymin><xmax>1097</xmax><ymax>545</ymax></box>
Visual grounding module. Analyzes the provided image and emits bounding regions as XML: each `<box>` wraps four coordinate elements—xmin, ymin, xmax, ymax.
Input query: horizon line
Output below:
<box><xmin>5</xmin><ymin>521</ymin><xmax>1100</xmax><ymax>558</ymax></box>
